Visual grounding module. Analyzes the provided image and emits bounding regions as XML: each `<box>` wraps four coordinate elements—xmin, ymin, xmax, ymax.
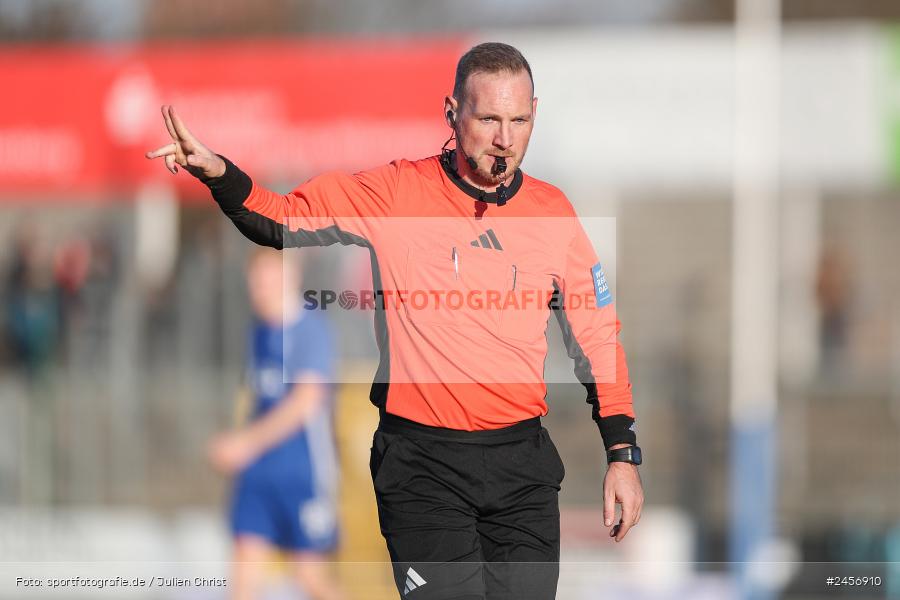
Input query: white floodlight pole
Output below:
<box><xmin>731</xmin><ymin>0</ymin><xmax>781</xmax><ymax>598</ymax></box>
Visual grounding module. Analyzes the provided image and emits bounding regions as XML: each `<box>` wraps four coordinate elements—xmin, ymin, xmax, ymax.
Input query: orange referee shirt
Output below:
<box><xmin>208</xmin><ymin>153</ymin><xmax>636</xmax><ymax>449</ymax></box>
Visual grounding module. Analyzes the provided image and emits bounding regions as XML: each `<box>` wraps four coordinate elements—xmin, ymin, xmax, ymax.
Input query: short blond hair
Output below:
<box><xmin>453</xmin><ymin>42</ymin><xmax>533</xmax><ymax>104</ymax></box>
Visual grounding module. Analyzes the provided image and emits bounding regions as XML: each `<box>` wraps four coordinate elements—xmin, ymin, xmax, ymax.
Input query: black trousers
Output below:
<box><xmin>369</xmin><ymin>414</ymin><xmax>564</xmax><ymax>600</ymax></box>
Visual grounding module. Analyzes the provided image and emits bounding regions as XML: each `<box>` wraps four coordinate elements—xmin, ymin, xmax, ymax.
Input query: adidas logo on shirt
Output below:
<box><xmin>469</xmin><ymin>228</ymin><xmax>503</xmax><ymax>250</ymax></box>
<box><xmin>403</xmin><ymin>567</ymin><xmax>427</xmax><ymax>595</ymax></box>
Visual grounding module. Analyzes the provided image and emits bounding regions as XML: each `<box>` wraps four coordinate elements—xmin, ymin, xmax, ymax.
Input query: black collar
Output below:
<box><xmin>440</xmin><ymin>150</ymin><xmax>523</xmax><ymax>205</ymax></box>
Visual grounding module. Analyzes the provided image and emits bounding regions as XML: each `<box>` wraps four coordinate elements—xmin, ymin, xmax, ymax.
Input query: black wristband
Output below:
<box><xmin>597</xmin><ymin>413</ymin><xmax>637</xmax><ymax>451</ymax></box>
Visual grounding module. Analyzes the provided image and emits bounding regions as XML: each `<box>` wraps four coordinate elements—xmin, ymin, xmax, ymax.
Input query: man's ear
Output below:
<box><xmin>532</xmin><ymin>96</ymin><xmax>538</xmax><ymax>120</ymax></box>
<box><xmin>444</xmin><ymin>96</ymin><xmax>459</xmax><ymax>128</ymax></box>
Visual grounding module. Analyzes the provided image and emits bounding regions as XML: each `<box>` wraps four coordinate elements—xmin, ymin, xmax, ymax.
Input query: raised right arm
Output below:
<box><xmin>204</xmin><ymin>157</ymin><xmax>397</xmax><ymax>249</ymax></box>
<box><xmin>146</xmin><ymin>105</ymin><xmax>397</xmax><ymax>249</ymax></box>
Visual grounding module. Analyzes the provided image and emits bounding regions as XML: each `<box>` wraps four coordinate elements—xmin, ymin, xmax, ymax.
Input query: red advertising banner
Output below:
<box><xmin>0</xmin><ymin>38</ymin><xmax>466</xmax><ymax>200</ymax></box>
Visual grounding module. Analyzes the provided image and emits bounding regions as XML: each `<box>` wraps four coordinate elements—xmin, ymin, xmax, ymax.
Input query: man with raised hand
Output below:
<box><xmin>147</xmin><ymin>42</ymin><xmax>643</xmax><ymax>600</ymax></box>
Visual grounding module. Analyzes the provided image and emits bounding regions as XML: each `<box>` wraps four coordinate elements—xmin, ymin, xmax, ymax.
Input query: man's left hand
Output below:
<box><xmin>602</xmin><ymin>445</ymin><xmax>644</xmax><ymax>543</ymax></box>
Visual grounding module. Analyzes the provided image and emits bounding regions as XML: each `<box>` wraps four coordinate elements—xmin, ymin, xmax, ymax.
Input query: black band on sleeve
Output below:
<box><xmin>202</xmin><ymin>155</ymin><xmax>253</xmax><ymax>212</ymax></box>
<box><xmin>583</xmin><ymin>383</ymin><xmax>637</xmax><ymax>449</ymax></box>
<box><xmin>201</xmin><ymin>155</ymin><xmax>284</xmax><ymax>249</ymax></box>
<box><xmin>597</xmin><ymin>413</ymin><xmax>637</xmax><ymax>450</ymax></box>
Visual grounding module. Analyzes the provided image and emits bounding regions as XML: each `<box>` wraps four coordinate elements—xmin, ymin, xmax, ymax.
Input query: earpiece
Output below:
<box><xmin>447</xmin><ymin>110</ymin><xmax>456</xmax><ymax>128</ymax></box>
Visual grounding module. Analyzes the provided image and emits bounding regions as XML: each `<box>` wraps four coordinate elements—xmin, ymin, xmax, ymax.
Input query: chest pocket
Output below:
<box><xmin>404</xmin><ymin>246</ymin><xmax>508</xmax><ymax>332</ymax></box>
<box><xmin>498</xmin><ymin>268</ymin><xmax>554</xmax><ymax>344</ymax></box>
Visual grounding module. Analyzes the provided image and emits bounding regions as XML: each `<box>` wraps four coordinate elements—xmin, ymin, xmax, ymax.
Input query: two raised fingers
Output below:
<box><xmin>147</xmin><ymin>105</ymin><xmax>204</xmax><ymax>174</ymax></box>
<box><xmin>159</xmin><ymin>105</ymin><xmax>189</xmax><ymax>166</ymax></box>
<box><xmin>161</xmin><ymin>105</ymin><xmax>197</xmax><ymax>144</ymax></box>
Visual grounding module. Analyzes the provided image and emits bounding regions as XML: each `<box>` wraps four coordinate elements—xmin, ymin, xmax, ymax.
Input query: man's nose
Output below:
<box><xmin>493</xmin><ymin>122</ymin><xmax>512</xmax><ymax>150</ymax></box>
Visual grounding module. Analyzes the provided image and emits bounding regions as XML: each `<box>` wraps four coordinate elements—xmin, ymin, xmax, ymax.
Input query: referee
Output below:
<box><xmin>147</xmin><ymin>42</ymin><xmax>643</xmax><ymax>600</ymax></box>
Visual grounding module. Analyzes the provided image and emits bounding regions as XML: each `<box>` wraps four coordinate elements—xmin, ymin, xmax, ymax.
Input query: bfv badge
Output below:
<box><xmin>591</xmin><ymin>263</ymin><xmax>613</xmax><ymax>308</ymax></box>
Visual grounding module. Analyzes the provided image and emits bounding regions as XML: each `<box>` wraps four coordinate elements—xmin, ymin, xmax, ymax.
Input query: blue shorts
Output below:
<box><xmin>230</xmin><ymin>458</ymin><xmax>339</xmax><ymax>552</ymax></box>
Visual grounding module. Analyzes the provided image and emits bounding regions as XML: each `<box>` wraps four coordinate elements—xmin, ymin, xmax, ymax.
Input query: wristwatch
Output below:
<box><xmin>606</xmin><ymin>445</ymin><xmax>642</xmax><ymax>465</ymax></box>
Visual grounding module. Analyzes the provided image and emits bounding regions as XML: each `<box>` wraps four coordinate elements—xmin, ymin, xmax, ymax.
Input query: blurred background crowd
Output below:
<box><xmin>2</xmin><ymin>1</ymin><xmax>900</xmax><ymax>599</ymax></box>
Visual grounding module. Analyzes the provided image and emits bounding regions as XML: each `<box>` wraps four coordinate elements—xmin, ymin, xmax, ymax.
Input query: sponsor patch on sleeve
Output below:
<box><xmin>591</xmin><ymin>263</ymin><xmax>613</xmax><ymax>308</ymax></box>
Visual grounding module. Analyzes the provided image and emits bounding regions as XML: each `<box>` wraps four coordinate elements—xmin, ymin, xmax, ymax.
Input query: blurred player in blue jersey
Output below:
<box><xmin>208</xmin><ymin>248</ymin><xmax>344</xmax><ymax>600</ymax></box>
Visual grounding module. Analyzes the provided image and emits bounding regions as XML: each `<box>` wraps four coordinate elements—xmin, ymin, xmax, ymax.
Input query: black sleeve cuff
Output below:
<box><xmin>582</xmin><ymin>383</ymin><xmax>637</xmax><ymax>450</ymax></box>
<box><xmin>596</xmin><ymin>414</ymin><xmax>637</xmax><ymax>451</ymax></box>
<box><xmin>202</xmin><ymin>155</ymin><xmax>253</xmax><ymax>212</ymax></box>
